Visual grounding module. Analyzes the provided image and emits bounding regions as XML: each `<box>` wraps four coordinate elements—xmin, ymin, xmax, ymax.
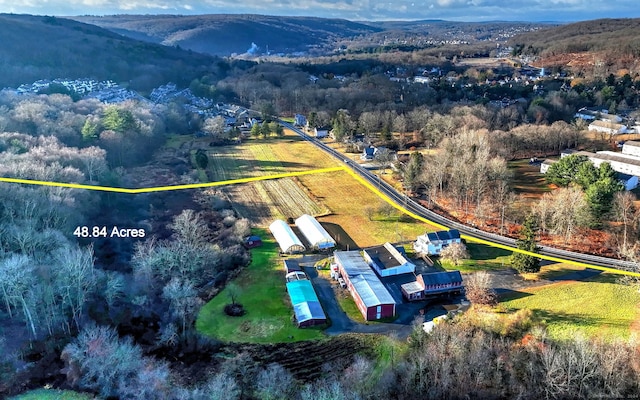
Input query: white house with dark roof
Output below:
<box><xmin>413</xmin><ymin>230</ymin><xmax>461</xmax><ymax>256</ymax></box>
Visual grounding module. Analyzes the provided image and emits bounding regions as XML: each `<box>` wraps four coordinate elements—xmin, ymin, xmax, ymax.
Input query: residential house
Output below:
<box><xmin>540</xmin><ymin>159</ymin><xmax>557</xmax><ymax>174</ymax></box>
<box><xmin>313</xmin><ymin>126</ymin><xmax>330</xmax><ymax>138</ymax></box>
<box><xmin>294</xmin><ymin>114</ymin><xmax>307</xmax><ymax>127</ymax></box>
<box><xmin>413</xmin><ymin>229</ymin><xmax>461</xmax><ymax>256</ymax></box>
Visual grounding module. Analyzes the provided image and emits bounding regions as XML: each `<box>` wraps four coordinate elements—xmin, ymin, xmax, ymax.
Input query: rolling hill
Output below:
<box><xmin>0</xmin><ymin>14</ymin><xmax>220</xmax><ymax>90</ymax></box>
<box><xmin>70</xmin><ymin>14</ymin><xmax>382</xmax><ymax>56</ymax></box>
<box><xmin>509</xmin><ymin>18</ymin><xmax>640</xmax><ymax>73</ymax></box>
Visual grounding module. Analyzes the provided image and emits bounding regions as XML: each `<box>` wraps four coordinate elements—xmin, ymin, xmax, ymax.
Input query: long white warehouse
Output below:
<box><xmin>269</xmin><ymin>219</ymin><xmax>306</xmax><ymax>254</ymax></box>
<box><xmin>295</xmin><ymin>214</ymin><xmax>336</xmax><ymax>250</ymax></box>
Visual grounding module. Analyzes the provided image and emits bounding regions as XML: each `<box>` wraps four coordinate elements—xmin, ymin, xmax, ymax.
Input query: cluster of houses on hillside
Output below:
<box><xmin>15</xmin><ymin>78</ymin><xmax>117</xmax><ymax>95</ymax></box>
<box><xmin>540</xmin><ymin>142</ymin><xmax>640</xmax><ymax>190</ymax></box>
<box><xmin>10</xmin><ymin>78</ymin><xmax>144</xmax><ymax>104</ymax></box>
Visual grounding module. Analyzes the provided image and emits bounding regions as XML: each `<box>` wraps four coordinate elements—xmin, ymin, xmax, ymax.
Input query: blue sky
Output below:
<box><xmin>1</xmin><ymin>0</ymin><xmax>638</xmax><ymax>21</ymax></box>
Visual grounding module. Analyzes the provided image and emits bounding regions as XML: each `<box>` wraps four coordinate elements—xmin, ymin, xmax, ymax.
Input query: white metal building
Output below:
<box><xmin>269</xmin><ymin>219</ymin><xmax>306</xmax><ymax>254</ymax></box>
<box><xmin>622</xmin><ymin>141</ymin><xmax>640</xmax><ymax>158</ymax></box>
<box><xmin>295</xmin><ymin>214</ymin><xmax>336</xmax><ymax>250</ymax></box>
<box><xmin>363</xmin><ymin>242</ymin><xmax>415</xmax><ymax>277</ymax></box>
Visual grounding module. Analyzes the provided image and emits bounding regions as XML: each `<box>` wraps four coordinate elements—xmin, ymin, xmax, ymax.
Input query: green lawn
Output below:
<box><xmin>439</xmin><ymin>242</ymin><xmax>513</xmax><ymax>273</ymax></box>
<box><xmin>501</xmin><ymin>278</ymin><xmax>640</xmax><ymax>341</ymax></box>
<box><xmin>9</xmin><ymin>389</ymin><xmax>94</xmax><ymax>400</ymax></box>
<box><xmin>196</xmin><ymin>229</ymin><xmax>325</xmax><ymax>343</ymax></box>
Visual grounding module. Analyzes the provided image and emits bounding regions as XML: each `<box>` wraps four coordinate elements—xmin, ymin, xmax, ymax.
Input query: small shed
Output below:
<box><xmin>269</xmin><ymin>219</ymin><xmax>306</xmax><ymax>254</ymax></box>
<box><xmin>295</xmin><ymin>214</ymin><xmax>336</xmax><ymax>250</ymax></box>
<box><xmin>286</xmin><ymin>271</ymin><xmax>308</xmax><ymax>282</ymax></box>
<box><xmin>539</xmin><ymin>159</ymin><xmax>556</xmax><ymax>174</ymax></box>
<box><xmin>244</xmin><ymin>235</ymin><xmax>263</xmax><ymax>249</ymax></box>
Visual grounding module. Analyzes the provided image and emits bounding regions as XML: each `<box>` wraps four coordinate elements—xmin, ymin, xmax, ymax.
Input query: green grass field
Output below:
<box><xmin>196</xmin><ymin>229</ymin><xmax>325</xmax><ymax>343</ymax></box>
<box><xmin>438</xmin><ymin>242</ymin><xmax>513</xmax><ymax>273</ymax></box>
<box><xmin>9</xmin><ymin>389</ymin><xmax>94</xmax><ymax>400</ymax></box>
<box><xmin>501</xmin><ymin>277</ymin><xmax>640</xmax><ymax>341</ymax></box>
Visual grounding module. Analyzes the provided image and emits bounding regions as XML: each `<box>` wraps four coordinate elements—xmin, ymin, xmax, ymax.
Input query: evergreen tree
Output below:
<box><xmin>81</xmin><ymin>118</ymin><xmax>99</xmax><ymax>140</ymax></box>
<box><xmin>195</xmin><ymin>149</ymin><xmax>208</xmax><ymax>169</ymax></box>
<box><xmin>511</xmin><ymin>215</ymin><xmax>541</xmax><ymax>273</ymax></box>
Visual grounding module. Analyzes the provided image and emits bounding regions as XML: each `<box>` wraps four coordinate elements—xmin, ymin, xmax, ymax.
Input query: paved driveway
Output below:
<box><xmin>305</xmin><ymin>266</ymin><xmax>426</xmax><ymax>339</ymax></box>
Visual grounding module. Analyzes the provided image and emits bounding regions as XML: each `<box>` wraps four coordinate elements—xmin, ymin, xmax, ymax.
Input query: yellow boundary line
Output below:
<box><xmin>2</xmin><ymin>165</ymin><xmax>639</xmax><ymax>276</ymax></box>
<box><xmin>0</xmin><ymin>167</ymin><xmax>345</xmax><ymax>194</ymax></box>
<box><xmin>342</xmin><ymin>168</ymin><xmax>640</xmax><ymax>277</ymax></box>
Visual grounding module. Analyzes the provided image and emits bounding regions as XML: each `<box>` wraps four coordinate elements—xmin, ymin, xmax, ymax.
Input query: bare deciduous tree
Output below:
<box><xmin>440</xmin><ymin>242</ymin><xmax>470</xmax><ymax>266</ymax></box>
<box><xmin>464</xmin><ymin>271</ymin><xmax>497</xmax><ymax>306</ymax></box>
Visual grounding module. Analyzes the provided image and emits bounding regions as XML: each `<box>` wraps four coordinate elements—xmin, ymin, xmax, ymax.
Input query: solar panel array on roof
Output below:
<box><xmin>295</xmin><ymin>214</ymin><xmax>336</xmax><ymax>250</ymax></box>
<box><xmin>286</xmin><ymin>280</ymin><xmax>326</xmax><ymax>326</ymax></box>
<box><xmin>428</xmin><ymin>230</ymin><xmax>460</xmax><ymax>242</ymax></box>
<box><xmin>269</xmin><ymin>219</ymin><xmax>306</xmax><ymax>254</ymax></box>
<box><xmin>334</xmin><ymin>251</ymin><xmax>396</xmax><ymax>308</ymax></box>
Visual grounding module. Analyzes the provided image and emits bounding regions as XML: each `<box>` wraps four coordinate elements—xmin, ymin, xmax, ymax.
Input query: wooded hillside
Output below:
<box><xmin>511</xmin><ymin>18</ymin><xmax>640</xmax><ymax>58</ymax></box>
<box><xmin>0</xmin><ymin>14</ymin><xmax>219</xmax><ymax>90</ymax></box>
<box><xmin>70</xmin><ymin>14</ymin><xmax>382</xmax><ymax>56</ymax></box>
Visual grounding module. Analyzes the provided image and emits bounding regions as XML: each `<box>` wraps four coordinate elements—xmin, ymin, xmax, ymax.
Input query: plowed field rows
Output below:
<box><xmin>205</xmin><ymin>139</ymin><xmax>327</xmax><ymax>225</ymax></box>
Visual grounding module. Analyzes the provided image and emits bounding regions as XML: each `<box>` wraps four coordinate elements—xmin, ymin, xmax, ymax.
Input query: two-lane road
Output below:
<box><xmin>281</xmin><ymin>121</ymin><xmax>639</xmax><ymax>274</ymax></box>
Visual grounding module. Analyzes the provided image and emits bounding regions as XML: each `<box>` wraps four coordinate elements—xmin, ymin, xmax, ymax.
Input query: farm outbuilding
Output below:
<box><xmin>269</xmin><ymin>219</ymin><xmax>306</xmax><ymax>254</ymax></box>
<box><xmin>286</xmin><ymin>280</ymin><xmax>327</xmax><ymax>327</ymax></box>
<box><xmin>295</xmin><ymin>214</ymin><xmax>336</xmax><ymax>250</ymax></box>
<box><xmin>333</xmin><ymin>250</ymin><xmax>396</xmax><ymax>321</ymax></box>
<box><xmin>401</xmin><ymin>271</ymin><xmax>464</xmax><ymax>301</ymax></box>
<box><xmin>244</xmin><ymin>235</ymin><xmax>263</xmax><ymax>249</ymax></box>
<box><xmin>363</xmin><ymin>242</ymin><xmax>416</xmax><ymax>277</ymax></box>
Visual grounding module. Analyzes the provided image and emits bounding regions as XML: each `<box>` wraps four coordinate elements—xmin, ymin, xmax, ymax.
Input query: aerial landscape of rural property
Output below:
<box><xmin>3</xmin><ymin>1</ymin><xmax>640</xmax><ymax>399</ymax></box>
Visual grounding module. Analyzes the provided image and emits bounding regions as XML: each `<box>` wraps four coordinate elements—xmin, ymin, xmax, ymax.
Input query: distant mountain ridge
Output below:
<box><xmin>70</xmin><ymin>14</ymin><xmax>383</xmax><ymax>56</ymax></box>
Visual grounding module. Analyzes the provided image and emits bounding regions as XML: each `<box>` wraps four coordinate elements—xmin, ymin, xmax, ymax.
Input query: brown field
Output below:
<box><xmin>202</xmin><ymin>130</ymin><xmax>438</xmax><ymax>244</ymax></box>
<box><xmin>204</xmin><ymin>134</ymin><xmax>331</xmax><ymax>225</ymax></box>
<box><xmin>297</xmin><ymin>170</ymin><xmax>435</xmax><ymax>248</ymax></box>
<box><xmin>456</xmin><ymin>57</ymin><xmax>516</xmax><ymax>68</ymax></box>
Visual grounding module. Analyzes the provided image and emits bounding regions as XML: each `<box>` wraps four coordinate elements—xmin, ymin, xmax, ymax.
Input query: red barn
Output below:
<box><xmin>333</xmin><ymin>250</ymin><xmax>396</xmax><ymax>321</ymax></box>
<box><xmin>244</xmin><ymin>235</ymin><xmax>263</xmax><ymax>249</ymax></box>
